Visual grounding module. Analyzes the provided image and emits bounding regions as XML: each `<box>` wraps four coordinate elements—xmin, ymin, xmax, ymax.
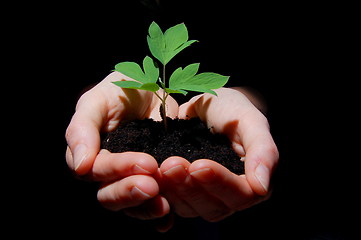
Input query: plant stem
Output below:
<box><xmin>162</xmin><ymin>64</ymin><xmax>168</xmax><ymax>130</ymax></box>
<box><xmin>154</xmin><ymin>65</ymin><xmax>169</xmax><ymax>131</ymax></box>
<box><xmin>161</xmin><ymin>96</ymin><xmax>168</xmax><ymax>130</ymax></box>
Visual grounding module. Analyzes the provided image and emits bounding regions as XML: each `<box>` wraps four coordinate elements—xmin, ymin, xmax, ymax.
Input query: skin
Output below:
<box><xmin>65</xmin><ymin>71</ymin><xmax>279</xmax><ymax>231</ymax></box>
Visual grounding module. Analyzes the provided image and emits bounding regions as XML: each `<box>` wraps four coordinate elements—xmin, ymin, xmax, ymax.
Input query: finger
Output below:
<box><xmin>123</xmin><ymin>195</ymin><xmax>170</xmax><ymax>220</ymax></box>
<box><xmin>178</xmin><ymin>94</ymin><xmax>203</xmax><ymax>119</ymax></box>
<box><xmin>160</xmin><ymin>157</ymin><xmax>198</xmax><ymax>218</ymax></box>
<box><xmin>97</xmin><ymin>175</ymin><xmax>159</xmax><ymax>211</ymax></box>
<box><xmin>189</xmin><ymin>159</ymin><xmax>261</xmax><ymax>211</ymax></box>
<box><xmin>179</xmin><ymin>88</ymin><xmax>256</xmax><ymax>131</ymax></box>
<box><xmin>154</xmin><ymin>211</ymin><xmax>174</xmax><ymax>233</ymax></box>
<box><xmin>165</xmin><ymin>94</ymin><xmax>179</xmax><ymax>119</ymax></box>
<box><xmin>90</xmin><ymin>150</ymin><xmax>159</xmax><ymax>182</ymax></box>
<box><xmin>160</xmin><ymin>158</ymin><xmax>232</xmax><ymax>222</ymax></box>
<box><xmin>160</xmin><ymin>156</ymin><xmax>191</xmax><ymax>183</ymax></box>
<box><xmin>146</xmin><ymin>90</ymin><xmax>179</xmax><ymax>121</ymax></box>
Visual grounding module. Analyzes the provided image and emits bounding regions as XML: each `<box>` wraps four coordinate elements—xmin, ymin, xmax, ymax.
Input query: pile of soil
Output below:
<box><xmin>102</xmin><ymin>118</ymin><xmax>244</xmax><ymax>175</ymax></box>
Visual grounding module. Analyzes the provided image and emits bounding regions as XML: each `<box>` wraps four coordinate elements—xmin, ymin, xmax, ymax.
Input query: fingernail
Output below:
<box><xmin>255</xmin><ymin>163</ymin><xmax>270</xmax><ymax>192</ymax></box>
<box><xmin>73</xmin><ymin>144</ymin><xmax>87</xmax><ymax>171</ymax></box>
<box><xmin>131</xmin><ymin>186</ymin><xmax>151</xmax><ymax>199</ymax></box>
<box><xmin>190</xmin><ymin>168</ymin><xmax>215</xmax><ymax>183</ymax></box>
<box><xmin>133</xmin><ymin>164</ymin><xmax>152</xmax><ymax>175</ymax></box>
<box><xmin>163</xmin><ymin>165</ymin><xmax>188</xmax><ymax>183</ymax></box>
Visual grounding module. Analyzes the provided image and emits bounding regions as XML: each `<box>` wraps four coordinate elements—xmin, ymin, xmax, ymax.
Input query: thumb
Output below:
<box><xmin>65</xmin><ymin>91</ymin><xmax>105</xmax><ymax>175</ymax></box>
<box><xmin>65</xmin><ymin>109</ymin><xmax>102</xmax><ymax>175</ymax></box>
<box><xmin>241</xmin><ymin>119</ymin><xmax>279</xmax><ymax>196</ymax></box>
<box><xmin>244</xmin><ymin>139</ymin><xmax>279</xmax><ymax>196</ymax></box>
<box><xmin>65</xmin><ymin>71</ymin><xmax>157</xmax><ymax>175</ymax></box>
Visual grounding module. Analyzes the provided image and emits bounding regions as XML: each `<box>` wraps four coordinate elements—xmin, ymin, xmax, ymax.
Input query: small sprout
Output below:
<box><xmin>113</xmin><ymin>21</ymin><xmax>229</xmax><ymax>129</ymax></box>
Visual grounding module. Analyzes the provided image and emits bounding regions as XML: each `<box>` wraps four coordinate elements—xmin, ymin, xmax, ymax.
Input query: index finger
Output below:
<box><xmin>90</xmin><ymin>150</ymin><xmax>159</xmax><ymax>182</ymax></box>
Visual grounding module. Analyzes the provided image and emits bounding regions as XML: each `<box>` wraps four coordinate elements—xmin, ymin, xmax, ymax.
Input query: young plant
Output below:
<box><xmin>113</xmin><ymin>22</ymin><xmax>229</xmax><ymax>129</ymax></box>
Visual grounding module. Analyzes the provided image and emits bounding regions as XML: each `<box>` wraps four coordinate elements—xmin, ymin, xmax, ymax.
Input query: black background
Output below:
<box><xmin>14</xmin><ymin>1</ymin><xmax>358</xmax><ymax>239</ymax></box>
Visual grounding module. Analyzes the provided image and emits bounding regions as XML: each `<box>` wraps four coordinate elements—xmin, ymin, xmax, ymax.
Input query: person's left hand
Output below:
<box><xmin>65</xmin><ymin>72</ymin><xmax>179</xmax><ymax>225</ymax></box>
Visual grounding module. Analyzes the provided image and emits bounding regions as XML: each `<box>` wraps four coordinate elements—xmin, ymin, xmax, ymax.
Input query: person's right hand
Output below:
<box><xmin>65</xmin><ymin>72</ymin><xmax>178</xmax><ymax>220</ymax></box>
<box><xmin>158</xmin><ymin>88</ymin><xmax>279</xmax><ymax>222</ymax></box>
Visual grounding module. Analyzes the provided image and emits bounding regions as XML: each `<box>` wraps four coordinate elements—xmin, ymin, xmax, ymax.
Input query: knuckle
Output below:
<box><xmin>265</xmin><ymin>141</ymin><xmax>279</xmax><ymax>167</ymax></box>
<box><xmin>268</xmin><ymin>142</ymin><xmax>279</xmax><ymax>159</ymax></box>
<box><xmin>65</xmin><ymin>125</ymin><xmax>73</xmax><ymax>143</ymax></box>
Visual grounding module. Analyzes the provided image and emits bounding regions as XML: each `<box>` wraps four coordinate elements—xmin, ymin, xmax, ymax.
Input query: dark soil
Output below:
<box><xmin>102</xmin><ymin>118</ymin><xmax>244</xmax><ymax>175</ymax></box>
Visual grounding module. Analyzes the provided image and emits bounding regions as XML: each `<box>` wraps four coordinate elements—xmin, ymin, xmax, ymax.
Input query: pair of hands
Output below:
<box><xmin>65</xmin><ymin>72</ymin><xmax>279</xmax><ymax>231</ymax></box>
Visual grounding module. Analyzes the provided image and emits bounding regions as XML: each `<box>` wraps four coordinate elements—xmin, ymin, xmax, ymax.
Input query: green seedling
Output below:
<box><xmin>113</xmin><ymin>21</ymin><xmax>229</xmax><ymax>129</ymax></box>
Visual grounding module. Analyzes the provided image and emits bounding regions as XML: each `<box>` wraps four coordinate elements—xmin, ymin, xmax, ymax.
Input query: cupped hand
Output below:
<box><xmin>65</xmin><ymin>72</ymin><xmax>178</xmax><ymax>221</ymax></box>
<box><xmin>66</xmin><ymin>74</ymin><xmax>279</xmax><ymax>230</ymax></box>
<box><xmin>66</xmin><ymin>72</ymin><xmax>178</xmax><ymax>174</ymax></box>
<box><xmin>158</xmin><ymin>87</ymin><xmax>279</xmax><ymax>221</ymax></box>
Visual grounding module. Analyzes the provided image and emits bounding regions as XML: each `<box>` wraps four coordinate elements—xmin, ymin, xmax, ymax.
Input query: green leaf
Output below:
<box><xmin>142</xmin><ymin>56</ymin><xmax>159</xmax><ymax>83</ymax></box>
<box><xmin>166</xmin><ymin>40</ymin><xmax>198</xmax><ymax>63</ymax></box>
<box><xmin>165</xmin><ymin>88</ymin><xmax>188</xmax><ymax>95</ymax></box>
<box><xmin>147</xmin><ymin>22</ymin><xmax>166</xmax><ymax>64</ymax></box>
<box><xmin>168</xmin><ymin>67</ymin><xmax>182</xmax><ymax>84</ymax></box>
<box><xmin>114</xmin><ymin>62</ymin><xmax>145</xmax><ymax>82</ymax></box>
<box><xmin>137</xmin><ymin>83</ymin><xmax>160</xmax><ymax>92</ymax></box>
<box><xmin>169</xmin><ymin>63</ymin><xmax>200</xmax><ymax>85</ymax></box>
<box><xmin>114</xmin><ymin>56</ymin><xmax>159</xmax><ymax>84</ymax></box>
<box><xmin>147</xmin><ymin>22</ymin><xmax>198</xmax><ymax>65</ymax></box>
<box><xmin>112</xmin><ymin>81</ymin><xmax>142</xmax><ymax>89</ymax></box>
<box><xmin>169</xmin><ymin>64</ymin><xmax>229</xmax><ymax>95</ymax></box>
<box><xmin>112</xmin><ymin>81</ymin><xmax>159</xmax><ymax>92</ymax></box>
<box><xmin>164</xmin><ymin>23</ymin><xmax>188</xmax><ymax>50</ymax></box>
<box><xmin>182</xmin><ymin>72</ymin><xmax>229</xmax><ymax>94</ymax></box>
<box><xmin>148</xmin><ymin>21</ymin><xmax>163</xmax><ymax>38</ymax></box>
